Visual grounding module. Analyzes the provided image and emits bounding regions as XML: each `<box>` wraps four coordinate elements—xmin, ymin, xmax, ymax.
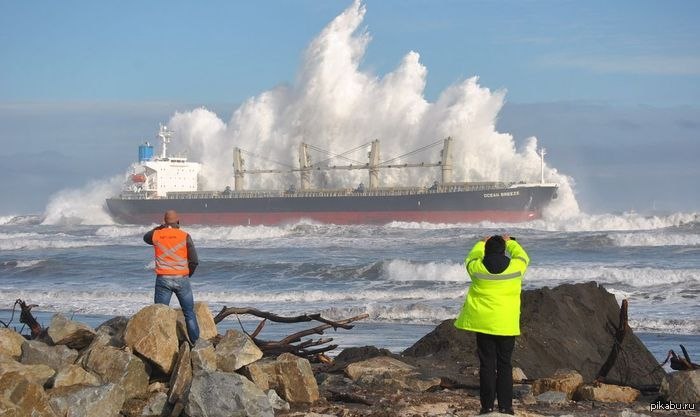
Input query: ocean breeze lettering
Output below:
<box><xmin>483</xmin><ymin>191</ymin><xmax>520</xmax><ymax>198</ymax></box>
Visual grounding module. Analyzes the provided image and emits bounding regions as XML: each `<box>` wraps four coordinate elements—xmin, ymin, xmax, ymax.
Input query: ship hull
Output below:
<box><xmin>106</xmin><ymin>185</ymin><xmax>557</xmax><ymax>225</ymax></box>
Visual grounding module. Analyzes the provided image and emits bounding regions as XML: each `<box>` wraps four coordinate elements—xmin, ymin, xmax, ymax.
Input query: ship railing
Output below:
<box><xmin>118</xmin><ymin>182</ymin><xmax>517</xmax><ymax>200</ymax></box>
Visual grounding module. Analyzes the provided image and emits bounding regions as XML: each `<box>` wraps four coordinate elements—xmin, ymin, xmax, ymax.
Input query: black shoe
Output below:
<box><xmin>498</xmin><ymin>408</ymin><xmax>515</xmax><ymax>415</ymax></box>
<box><xmin>478</xmin><ymin>408</ymin><xmax>493</xmax><ymax>415</ymax></box>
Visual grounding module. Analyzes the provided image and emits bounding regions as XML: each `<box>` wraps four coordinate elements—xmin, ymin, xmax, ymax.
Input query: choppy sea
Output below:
<box><xmin>1</xmin><ymin>213</ymin><xmax>699</xmax><ymax>366</ymax></box>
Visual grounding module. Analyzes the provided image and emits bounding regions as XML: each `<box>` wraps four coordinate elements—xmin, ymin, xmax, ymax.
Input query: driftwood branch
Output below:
<box><xmin>213</xmin><ymin>306</ymin><xmax>352</xmax><ymax>329</ymax></box>
<box><xmin>661</xmin><ymin>347</ymin><xmax>700</xmax><ymax>371</ymax></box>
<box><xmin>214</xmin><ymin>306</ymin><xmax>369</xmax><ymax>360</ymax></box>
<box><xmin>596</xmin><ymin>299</ymin><xmax>628</xmax><ymax>381</ymax></box>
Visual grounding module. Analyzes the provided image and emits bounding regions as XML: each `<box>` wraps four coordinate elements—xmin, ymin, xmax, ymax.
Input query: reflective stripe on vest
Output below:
<box><xmin>153</xmin><ymin>228</ymin><xmax>189</xmax><ymax>276</ymax></box>
<box><xmin>471</xmin><ymin>271</ymin><xmax>522</xmax><ymax>280</ymax></box>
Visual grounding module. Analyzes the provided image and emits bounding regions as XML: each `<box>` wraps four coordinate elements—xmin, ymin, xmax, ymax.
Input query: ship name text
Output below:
<box><xmin>483</xmin><ymin>191</ymin><xmax>520</xmax><ymax>198</ymax></box>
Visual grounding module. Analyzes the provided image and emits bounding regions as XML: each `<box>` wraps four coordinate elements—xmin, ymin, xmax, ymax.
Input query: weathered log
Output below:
<box><xmin>213</xmin><ymin>306</ymin><xmax>352</xmax><ymax>329</ymax></box>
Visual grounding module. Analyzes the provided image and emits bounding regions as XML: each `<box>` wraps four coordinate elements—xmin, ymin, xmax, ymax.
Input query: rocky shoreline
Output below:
<box><xmin>1</xmin><ymin>282</ymin><xmax>698</xmax><ymax>416</ymax></box>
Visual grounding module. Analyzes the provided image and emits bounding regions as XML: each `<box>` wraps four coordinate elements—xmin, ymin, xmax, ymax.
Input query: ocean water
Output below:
<box><xmin>1</xmin><ymin>212</ymin><xmax>699</xmax><ymax>365</ymax></box>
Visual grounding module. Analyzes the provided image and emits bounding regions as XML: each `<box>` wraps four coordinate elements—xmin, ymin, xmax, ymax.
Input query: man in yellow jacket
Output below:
<box><xmin>454</xmin><ymin>234</ymin><xmax>529</xmax><ymax>415</ymax></box>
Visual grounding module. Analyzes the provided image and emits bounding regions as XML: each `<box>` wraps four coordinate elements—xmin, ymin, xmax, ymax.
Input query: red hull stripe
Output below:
<box><xmin>125</xmin><ymin>210</ymin><xmax>539</xmax><ymax>226</ymax></box>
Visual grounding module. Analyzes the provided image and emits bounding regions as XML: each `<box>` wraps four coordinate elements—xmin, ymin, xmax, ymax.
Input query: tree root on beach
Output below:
<box><xmin>214</xmin><ymin>306</ymin><xmax>369</xmax><ymax>360</ymax></box>
<box><xmin>0</xmin><ymin>299</ymin><xmax>42</xmax><ymax>339</ymax></box>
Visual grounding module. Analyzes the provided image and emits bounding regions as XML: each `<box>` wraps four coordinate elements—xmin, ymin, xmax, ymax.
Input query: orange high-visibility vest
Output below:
<box><xmin>153</xmin><ymin>227</ymin><xmax>190</xmax><ymax>276</ymax></box>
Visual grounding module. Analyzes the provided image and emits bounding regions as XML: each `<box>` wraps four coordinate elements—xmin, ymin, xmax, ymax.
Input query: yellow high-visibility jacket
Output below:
<box><xmin>454</xmin><ymin>240</ymin><xmax>529</xmax><ymax>336</ymax></box>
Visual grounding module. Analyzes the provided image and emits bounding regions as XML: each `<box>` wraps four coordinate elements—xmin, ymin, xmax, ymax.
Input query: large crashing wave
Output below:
<box><xmin>41</xmin><ymin>0</ymin><xmax>696</xmax><ymax>228</ymax></box>
<box><xmin>168</xmin><ymin>0</ymin><xmax>578</xmax><ymax>220</ymax></box>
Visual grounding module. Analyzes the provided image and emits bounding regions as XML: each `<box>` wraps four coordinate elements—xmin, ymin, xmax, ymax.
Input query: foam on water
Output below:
<box><xmin>42</xmin><ymin>176</ymin><xmax>122</xmax><ymax>226</ymax></box>
<box><xmin>1</xmin><ymin>259</ymin><xmax>46</xmax><ymax>269</ymax></box>
<box><xmin>610</xmin><ymin>231</ymin><xmax>700</xmax><ymax>247</ymax></box>
<box><xmin>0</xmin><ymin>215</ymin><xmax>17</xmax><ymax>226</ymax></box>
<box><xmin>0</xmin><ymin>232</ymin><xmax>109</xmax><ymax>251</ymax></box>
<box><xmin>384</xmin><ymin>259</ymin><xmax>465</xmax><ymax>282</ymax></box>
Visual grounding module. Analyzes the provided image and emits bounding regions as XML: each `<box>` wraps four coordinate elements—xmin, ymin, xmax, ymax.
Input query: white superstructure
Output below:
<box><xmin>128</xmin><ymin>125</ymin><xmax>201</xmax><ymax>197</ymax></box>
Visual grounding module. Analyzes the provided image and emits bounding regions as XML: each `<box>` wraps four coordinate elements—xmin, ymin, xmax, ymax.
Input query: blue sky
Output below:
<box><xmin>1</xmin><ymin>0</ymin><xmax>699</xmax><ymax>214</ymax></box>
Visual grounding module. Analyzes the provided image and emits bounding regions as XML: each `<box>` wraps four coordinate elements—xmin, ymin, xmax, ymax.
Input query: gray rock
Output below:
<box><xmin>95</xmin><ymin>316</ymin><xmax>130</xmax><ymax>347</ymax></box>
<box><xmin>47</xmin><ymin>313</ymin><xmax>96</xmax><ymax>350</ymax></box>
<box><xmin>244</xmin><ymin>353</ymin><xmax>319</xmax><ymax>404</ymax></box>
<box><xmin>121</xmin><ymin>392</ymin><xmax>169</xmax><ymax>417</ymax></box>
<box><xmin>266</xmin><ymin>389</ymin><xmax>290</xmax><ymax>411</ymax></box>
<box><xmin>215</xmin><ymin>329</ymin><xmax>263</xmax><ymax>372</ymax></box>
<box><xmin>536</xmin><ymin>390</ymin><xmax>568</xmax><ymax>405</ymax></box>
<box><xmin>84</xmin><ymin>345</ymin><xmax>149</xmax><ymax>400</ymax></box>
<box><xmin>52</xmin><ymin>364</ymin><xmax>101</xmax><ymax>388</ymax></box>
<box><xmin>168</xmin><ymin>342</ymin><xmax>193</xmax><ymax>405</ymax></box>
<box><xmin>512</xmin><ymin>383</ymin><xmax>532</xmax><ymax>399</ymax></box>
<box><xmin>661</xmin><ymin>369</ymin><xmax>700</xmax><ymax>404</ymax></box>
<box><xmin>191</xmin><ymin>338</ymin><xmax>217</xmax><ymax>372</ymax></box>
<box><xmin>0</xmin><ymin>355</ymin><xmax>55</xmax><ymax>386</ymax></box>
<box><xmin>185</xmin><ymin>369</ymin><xmax>273</xmax><ymax>417</ymax></box>
<box><xmin>21</xmin><ymin>340</ymin><xmax>78</xmax><ymax>371</ymax></box>
<box><xmin>48</xmin><ymin>383</ymin><xmax>125</xmax><ymax>417</ymax></box>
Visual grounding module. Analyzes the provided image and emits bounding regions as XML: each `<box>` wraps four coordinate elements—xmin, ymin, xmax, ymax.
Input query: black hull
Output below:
<box><xmin>106</xmin><ymin>185</ymin><xmax>557</xmax><ymax>225</ymax></box>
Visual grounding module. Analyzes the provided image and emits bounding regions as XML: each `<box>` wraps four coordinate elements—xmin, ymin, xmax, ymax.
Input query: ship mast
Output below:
<box><xmin>233</xmin><ymin>147</ymin><xmax>245</xmax><ymax>191</ymax></box>
<box><xmin>157</xmin><ymin>124</ymin><xmax>172</xmax><ymax>160</ymax></box>
<box><xmin>441</xmin><ymin>137</ymin><xmax>453</xmax><ymax>185</ymax></box>
<box><xmin>299</xmin><ymin>143</ymin><xmax>312</xmax><ymax>191</ymax></box>
<box><xmin>368</xmin><ymin>140</ymin><xmax>381</xmax><ymax>190</ymax></box>
<box><xmin>539</xmin><ymin>148</ymin><xmax>546</xmax><ymax>184</ymax></box>
<box><xmin>230</xmin><ymin>138</ymin><xmax>453</xmax><ymax>192</ymax></box>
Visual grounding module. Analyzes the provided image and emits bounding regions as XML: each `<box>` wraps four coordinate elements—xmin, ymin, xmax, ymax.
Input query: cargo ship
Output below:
<box><xmin>106</xmin><ymin>125</ymin><xmax>558</xmax><ymax>225</ymax></box>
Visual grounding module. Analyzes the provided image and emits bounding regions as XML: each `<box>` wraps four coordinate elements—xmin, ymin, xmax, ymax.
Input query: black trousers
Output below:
<box><xmin>476</xmin><ymin>333</ymin><xmax>515</xmax><ymax>411</ymax></box>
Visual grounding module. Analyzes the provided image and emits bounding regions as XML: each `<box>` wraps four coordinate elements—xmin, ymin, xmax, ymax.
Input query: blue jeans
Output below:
<box><xmin>154</xmin><ymin>276</ymin><xmax>200</xmax><ymax>343</ymax></box>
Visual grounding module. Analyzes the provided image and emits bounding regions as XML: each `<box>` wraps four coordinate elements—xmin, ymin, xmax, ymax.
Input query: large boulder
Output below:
<box><xmin>0</xmin><ymin>329</ymin><xmax>26</xmax><ymax>360</ymax></box>
<box><xmin>124</xmin><ymin>304</ymin><xmax>179</xmax><ymax>374</ymax></box>
<box><xmin>215</xmin><ymin>330</ymin><xmax>263</xmax><ymax>372</ymax></box>
<box><xmin>176</xmin><ymin>301</ymin><xmax>218</xmax><ymax>341</ymax></box>
<box><xmin>661</xmin><ymin>369</ymin><xmax>700</xmax><ymax>404</ymax></box>
<box><xmin>95</xmin><ymin>316</ymin><xmax>130</xmax><ymax>348</ymax></box>
<box><xmin>48</xmin><ymin>383</ymin><xmax>125</xmax><ymax>417</ymax></box>
<box><xmin>244</xmin><ymin>353</ymin><xmax>319</xmax><ymax>404</ymax></box>
<box><xmin>52</xmin><ymin>364</ymin><xmax>101</xmax><ymax>389</ymax></box>
<box><xmin>21</xmin><ymin>340</ymin><xmax>78</xmax><ymax>371</ymax></box>
<box><xmin>191</xmin><ymin>339</ymin><xmax>217</xmax><ymax>372</ymax></box>
<box><xmin>344</xmin><ymin>356</ymin><xmax>441</xmax><ymax>392</ymax></box>
<box><xmin>185</xmin><ymin>369</ymin><xmax>273</xmax><ymax>417</ymax></box>
<box><xmin>121</xmin><ymin>392</ymin><xmax>169</xmax><ymax>417</ymax></box>
<box><xmin>83</xmin><ymin>345</ymin><xmax>149</xmax><ymax>400</ymax></box>
<box><xmin>575</xmin><ymin>382</ymin><xmax>640</xmax><ymax>403</ymax></box>
<box><xmin>46</xmin><ymin>313</ymin><xmax>96</xmax><ymax>350</ymax></box>
<box><xmin>0</xmin><ymin>372</ymin><xmax>57</xmax><ymax>417</ymax></box>
<box><xmin>0</xmin><ymin>354</ymin><xmax>55</xmax><ymax>386</ymax></box>
<box><xmin>168</xmin><ymin>342</ymin><xmax>193</xmax><ymax>405</ymax></box>
<box><xmin>404</xmin><ymin>282</ymin><xmax>666</xmax><ymax>387</ymax></box>
<box><xmin>531</xmin><ymin>369</ymin><xmax>584</xmax><ymax>399</ymax></box>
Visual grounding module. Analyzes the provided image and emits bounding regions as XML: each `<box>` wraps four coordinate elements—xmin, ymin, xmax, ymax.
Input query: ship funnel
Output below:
<box><xmin>368</xmin><ymin>139</ymin><xmax>380</xmax><ymax>189</ymax></box>
<box><xmin>440</xmin><ymin>137</ymin><xmax>453</xmax><ymax>185</ymax></box>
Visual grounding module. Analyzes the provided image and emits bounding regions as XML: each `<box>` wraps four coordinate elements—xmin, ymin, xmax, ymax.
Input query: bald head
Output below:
<box><xmin>164</xmin><ymin>210</ymin><xmax>179</xmax><ymax>226</ymax></box>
